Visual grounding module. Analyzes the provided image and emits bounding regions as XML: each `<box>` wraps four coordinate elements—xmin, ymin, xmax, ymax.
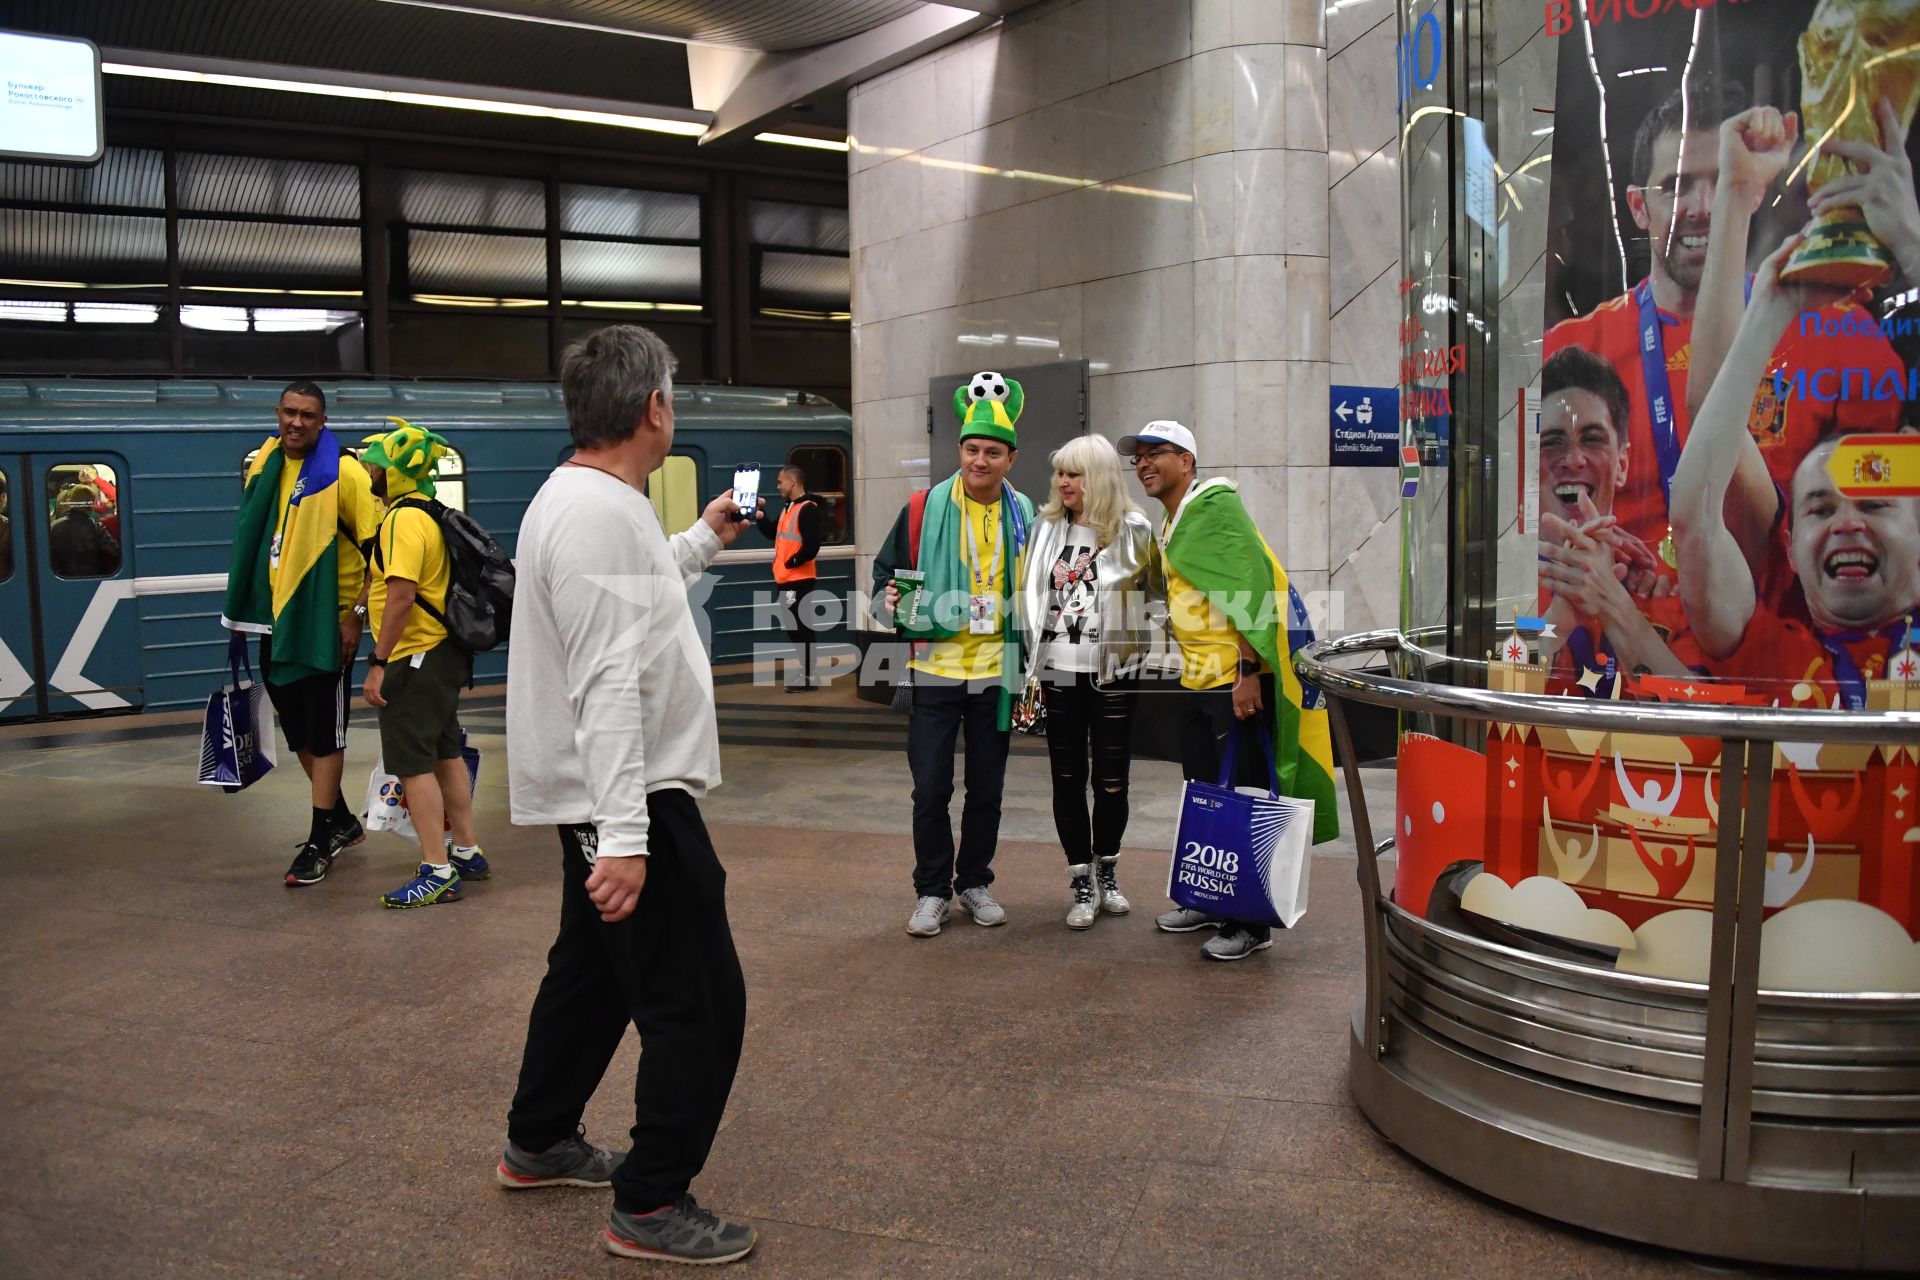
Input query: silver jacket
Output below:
<box><xmin>1018</xmin><ymin>510</ymin><xmax>1155</xmax><ymax>687</ymax></box>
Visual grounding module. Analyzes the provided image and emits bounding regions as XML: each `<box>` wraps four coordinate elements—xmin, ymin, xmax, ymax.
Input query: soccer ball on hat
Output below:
<box><xmin>968</xmin><ymin>371</ymin><xmax>1010</xmax><ymax>403</ymax></box>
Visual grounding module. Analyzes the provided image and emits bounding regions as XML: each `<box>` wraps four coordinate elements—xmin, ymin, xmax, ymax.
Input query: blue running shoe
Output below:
<box><xmin>380</xmin><ymin>864</ymin><xmax>462</xmax><ymax>909</ymax></box>
<box><xmin>450</xmin><ymin>846</ymin><xmax>490</xmax><ymax>881</ymax></box>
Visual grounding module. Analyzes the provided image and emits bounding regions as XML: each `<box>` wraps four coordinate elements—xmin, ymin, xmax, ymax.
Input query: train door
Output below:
<box><xmin>0</xmin><ymin>453</ymin><xmax>144</xmax><ymax>718</ymax></box>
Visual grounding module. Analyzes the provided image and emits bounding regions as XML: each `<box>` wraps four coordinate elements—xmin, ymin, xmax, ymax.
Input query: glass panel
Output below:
<box><xmin>180</xmin><ymin>308</ymin><xmax>367</xmax><ymax>375</ymax></box>
<box><xmin>389</xmin><ymin>311</ymin><xmax>548</xmax><ymax>378</ymax></box>
<box><xmin>433</xmin><ymin>445</ymin><xmax>466</xmax><ymax>513</ymax></box>
<box><xmin>404</xmin><ymin>229</ymin><xmax>547</xmax><ymax>297</ymax></box>
<box><xmin>0</xmin><ymin>146</ymin><xmax>165</xmax><ymax>207</ymax></box>
<box><xmin>45</xmin><ymin>461</ymin><xmax>122</xmax><ymax>579</ymax></box>
<box><xmin>559</xmin><ymin>183</ymin><xmax>699</xmax><ymax>239</ymax></box>
<box><xmin>178</xmin><ymin>218</ymin><xmax>362</xmax><ymax>291</ymax></box>
<box><xmin>395</xmin><ymin>169</ymin><xmax>545</xmax><ymax>230</ymax></box>
<box><xmin>560</xmin><ymin>239</ymin><xmax>701</xmax><ymax>303</ymax></box>
<box><xmin>750</xmin><ymin>200</ymin><xmax>849</xmax><ymax>252</ymax></box>
<box><xmin>0</xmin><ymin>470</ymin><xmax>12</xmax><ymax>583</ymax></box>
<box><xmin>0</xmin><ymin>300</ymin><xmax>169</xmax><ymax>372</ymax></box>
<box><xmin>175</xmin><ymin>153</ymin><xmax>361</xmax><ymax>220</ymax></box>
<box><xmin>646</xmin><ymin>455</ymin><xmax>698</xmax><ymax>536</ymax></box>
<box><xmin>0</xmin><ymin>208</ymin><xmax>167</xmax><ymax>286</ymax></box>
<box><xmin>758</xmin><ymin>250</ymin><xmax>849</xmax><ymax>314</ymax></box>
<box><xmin>785</xmin><ymin>445</ymin><xmax>848</xmax><ymax>543</ymax></box>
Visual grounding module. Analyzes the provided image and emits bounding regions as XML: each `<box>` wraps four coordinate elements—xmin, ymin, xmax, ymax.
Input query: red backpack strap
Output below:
<box><xmin>907</xmin><ymin>488</ymin><xmax>928</xmax><ymax>567</ymax></box>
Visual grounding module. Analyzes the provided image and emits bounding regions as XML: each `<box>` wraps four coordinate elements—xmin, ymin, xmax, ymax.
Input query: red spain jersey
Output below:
<box><xmin>1709</xmin><ymin>596</ymin><xmax>1918</xmax><ymax>707</ymax></box>
<box><xmin>1542</xmin><ymin>591</ymin><xmax>1706</xmax><ymax>698</ymax></box>
<box><xmin>1544</xmin><ymin>285</ymin><xmax>1901</xmax><ymax>555</ymax></box>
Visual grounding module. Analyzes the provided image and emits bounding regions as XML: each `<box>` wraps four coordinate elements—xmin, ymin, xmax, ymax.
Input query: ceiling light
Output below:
<box><xmin>74</xmin><ymin>302</ymin><xmax>161</xmax><ymax>324</ymax></box>
<box><xmin>755</xmin><ymin>132</ymin><xmax>850</xmax><ymax>152</ymax></box>
<box><xmin>102</xmin><ymin>53</ymin><xmax>708</xmax><ymax>138</ymax></box>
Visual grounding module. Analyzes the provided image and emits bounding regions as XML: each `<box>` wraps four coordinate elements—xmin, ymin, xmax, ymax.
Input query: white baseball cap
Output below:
<box><xmin>1118</xmin><ymin>420</ymin><xmax>1197</xmax><ymax>464</ymax></box>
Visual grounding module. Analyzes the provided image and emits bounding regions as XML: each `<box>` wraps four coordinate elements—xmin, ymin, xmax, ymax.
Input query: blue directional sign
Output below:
<box><xmin>1330</xmin><ymin>385</ymin><xmax>1399</xmax><ymax>467</ymax></box>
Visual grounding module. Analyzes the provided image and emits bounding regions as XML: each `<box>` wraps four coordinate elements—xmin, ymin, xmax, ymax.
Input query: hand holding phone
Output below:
<box><xmin>731</xmin><ymin>463</ymin><xmax>761</xmax><ymax>522</ymax></box>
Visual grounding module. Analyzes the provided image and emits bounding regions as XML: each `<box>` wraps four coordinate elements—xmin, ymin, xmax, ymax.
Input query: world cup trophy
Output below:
<box><xmin>1781</xmin><ymin>0</ymin><xmax>1920</xmax><ymax>288</ymax></box>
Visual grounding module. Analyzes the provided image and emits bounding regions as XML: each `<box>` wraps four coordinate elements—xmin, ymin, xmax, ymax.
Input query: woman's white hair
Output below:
<box><xmin>1039</xmin><ymin>433</ymin><xmax>1139</xmax><ymax>546</ymax></box>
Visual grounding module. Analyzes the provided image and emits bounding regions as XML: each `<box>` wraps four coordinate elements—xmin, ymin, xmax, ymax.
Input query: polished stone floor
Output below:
<box><xmin>0</xmin><ymin>682</ymin><xmax>1752</xmax><ymax>1277</ymax></box>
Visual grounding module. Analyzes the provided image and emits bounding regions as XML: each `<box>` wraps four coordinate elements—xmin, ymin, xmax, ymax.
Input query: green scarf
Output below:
<box><xmin>223</xmin><ymin>434</ymin><xmax>343</xmax><ymax>684</ymax></box>
<box><xmin>907</xmin><ymin>472</ymin><xmax>1034</xmax><ymax>730</ymax></box>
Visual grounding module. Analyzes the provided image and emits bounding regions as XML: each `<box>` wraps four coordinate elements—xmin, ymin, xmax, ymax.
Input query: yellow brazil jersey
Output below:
<box><xmin>911</xmin><ymin>486</ymin><xmax>1015</xmax><ymax>681</ymax></box>
<box><xmin>1157</xmin><ymin>521</ymin><xmax>1269</xmax><ymax>692</ymax></box>
<box><xmin>255</xmin><ymin>447</ymin><xmax>378</xmax><ymax>611</ymax></box>
<box><xmin>368</xmin><ymin>503</ymin><xmax>450</xmax><ymax>662</ymax></box>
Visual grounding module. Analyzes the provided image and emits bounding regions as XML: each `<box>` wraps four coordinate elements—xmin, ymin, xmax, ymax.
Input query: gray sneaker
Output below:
<box><xmin>1155</xmin><ymin>906</ymin><xmax>1222</xmax><ymax>932</ymax></box>
<box><xmin>1202</xmin><ymin>926</ymin><xmax>1274</xmax><ymax>961</ymax></box>
<box><xmin>957</xmin><ymin>885</ymin><xmax>1007</xmax><ymax>926</ymax></box>
<box><xmin>906</xmin><ymin>894</ymin><xmax>951</xmax><ymax>937</ymax></box>
<box><xmin>496</xmin><ymin>1126</ymin><xmax>623</xmax><ymax>1189</ymax></box>
<box><xmin>603</xmin><ymin>1196</ymin><xmax>757</xmax><ymax>1264</ymax></box>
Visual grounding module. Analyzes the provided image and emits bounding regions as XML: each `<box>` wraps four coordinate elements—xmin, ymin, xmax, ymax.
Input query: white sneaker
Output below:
<box><xmin>1066</xmin><ymin>864</ymin><xmax>1098</xmax><ymax>930</ymax></box>
<box><xmin>1097</xmin><ymin>856</ymin><xmax>1130</xmax><ymax>915</ymax></box>
<box><xmin>906</xmin><ymin>895</ymin><xmax>951</xmax><ymax>937</ymax></box>
<box><xmin>956</xmin><ymin>885</ymin><xmax>1007</xmax><ymax>926</ymax></box>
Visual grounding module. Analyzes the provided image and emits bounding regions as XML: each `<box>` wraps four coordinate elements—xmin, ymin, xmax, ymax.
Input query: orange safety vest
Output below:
<box><xmin>772</xmin><ymin>498</ymin><xmax>817</xmax><ymax>584</ymax></box>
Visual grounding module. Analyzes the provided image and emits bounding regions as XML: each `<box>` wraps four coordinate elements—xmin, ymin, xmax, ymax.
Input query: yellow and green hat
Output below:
<box><xmin>361</xmin><ymin>417</ymin><xmax>450</xmax><ymax>497</ymax></box>
<box><xmin>952</xmin><ymin>370</ymin><xmax>1023</xmax><ymax>450</ymax></box>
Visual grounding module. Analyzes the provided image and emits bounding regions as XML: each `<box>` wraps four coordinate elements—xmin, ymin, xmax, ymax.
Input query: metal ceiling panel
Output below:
<box><xmin>406</xmin><ymin>228</ymin><xmax>548</xmax><ymax>293</ymax></box>
<box><xmin>560</xmin><ymin>239</ymin><xmax>701</xmax><ymax>300</ymax></box>
<box><xmin>558</xmin><ymin>182</ymin><xmax>699</xmax><ymax>239</ymax></box>
<box><xmin>749</xmin><ymin>199</ymin><xmax>848</xmax><ymax>251</ymax></box>
<box><xmin>178</xmin><ymin>218</ymin><xmax>364</xmax><ymax>287</ymax></box>
<box><xmin>176</xmin><ymin>153</ymin><xmax>362</xmax><ymax>220</ymax></box>
<box><xmin>396</xmin><ymin>170</ymin><xmax>546</xmax><ymax>230</ymax></box>
<box><xmin>758</xmin><ymin>249</ymin><xmax>848</xmax><ymax>307</ymax></box>
<box><xmin>0</xmin><ymin>146</ymin><xmax>165</xmax><ymax>209</ymax></box>
<box><xmin>0</xmin><ymin>208</ymin><xmax>168</xmax><ymax>282</ymax></box>
<box><xmin>407</xmin><ymin>0</ymin><xmax>927</xmax><ymax>52</ymax></box>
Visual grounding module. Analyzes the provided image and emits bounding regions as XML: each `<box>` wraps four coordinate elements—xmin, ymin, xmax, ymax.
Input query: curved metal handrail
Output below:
<box><xmin>1298</xmin><ymin>627</ymin><xmax>1920</xmax><ymax>745</ymax></box>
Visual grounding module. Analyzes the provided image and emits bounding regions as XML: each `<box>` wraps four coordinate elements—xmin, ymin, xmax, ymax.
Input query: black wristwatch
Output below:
<box><xmin>1237</xmin><ymin>658</ymin><xmax>1260</xmax><ymax>676</ymax></box>
<box><xmin>367</xmin><ymin>655</ymin><xmax>388</xmax><ymax>668</ymax></box>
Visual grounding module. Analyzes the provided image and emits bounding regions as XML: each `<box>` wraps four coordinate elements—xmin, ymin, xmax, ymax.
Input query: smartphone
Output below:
<box><xmin>730</xmin><ymin>462</ymin><xmax>761</xmax><ymax>521</ymax></box>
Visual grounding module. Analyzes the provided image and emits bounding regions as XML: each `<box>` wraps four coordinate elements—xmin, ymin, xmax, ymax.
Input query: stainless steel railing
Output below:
<box><xmin>1294</xmin><ymin>628</ymin><xmax>1920</xmax><ymax>1184</ymax></box>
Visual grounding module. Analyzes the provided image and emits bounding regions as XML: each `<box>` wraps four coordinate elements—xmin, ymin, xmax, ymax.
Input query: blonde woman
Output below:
<box><xmin>1018</xmin><ymin>434</ymin><xmax>1154</xmax><ymax>929</ymax></box>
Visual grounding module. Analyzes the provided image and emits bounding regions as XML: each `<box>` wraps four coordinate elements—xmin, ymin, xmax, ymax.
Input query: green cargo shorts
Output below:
<box><xmin>377</xmin><ymin>640</ymin><xmax>470</xmax><ymax>777</ymax></box>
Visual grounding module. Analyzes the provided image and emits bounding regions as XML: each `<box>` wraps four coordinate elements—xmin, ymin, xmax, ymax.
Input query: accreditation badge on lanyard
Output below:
<box><xmin>965</xmin><ymin>497</ymin><xmax>1002</xmax><ymax>635</ymax></box>
<box><xmin>1634</xmin><ymin>281</ymin><xmax>1685</xmax><ymax>568</ymax></box>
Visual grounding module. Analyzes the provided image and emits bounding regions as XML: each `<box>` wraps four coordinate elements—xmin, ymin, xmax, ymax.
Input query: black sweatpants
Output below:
<box><xmin>906</xmin><ymin>673</ymin><xmax>1011</xmax><ymax>898</ymax></box>
<box><xmin>1040</xmin><ymin>666</ymin><xmax>1135</xmax><ymax>865</ymax></box>
<box><xmin>505</xmin><ymin>789</ymin><xmax>747</xmax><ymax>1214</ymax></box>
<box><xmin>780</xmin><ymin>582</ymin><xmax>829</xmax><ymax>683</ymax></box>
<box><xmin>1175</xmin><ymin>674</ymin><xmax>1278</xmax><ymax>939</ymax></box>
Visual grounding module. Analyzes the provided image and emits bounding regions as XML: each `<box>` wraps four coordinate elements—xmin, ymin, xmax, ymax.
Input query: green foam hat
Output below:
<box><xmin>361</xmin><ymin>417</ymin><xmax>450</xmax><ymax>497</ymax></box>
<box><xmin>952</xmin><ymin>371</ymin><xmax>1023</xmax><ymax>450</ymax></box>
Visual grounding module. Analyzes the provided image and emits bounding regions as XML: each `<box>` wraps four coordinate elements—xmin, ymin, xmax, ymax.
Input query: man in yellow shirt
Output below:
<box><xmin>229</xmin><ymin>381</ymin><xmax>380</xmax><ymax>888</ymax></box>
<box><xmin>360</xmin><ymin>422</ymin><xmax>486</xmax><ymax>909</ymax></box>
<box><xmin>873</xmin><ymin>376</ymin><xmax>1036</xmax><ymax>937</ymax></box>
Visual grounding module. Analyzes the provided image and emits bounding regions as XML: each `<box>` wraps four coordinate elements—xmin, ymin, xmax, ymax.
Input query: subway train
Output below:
<box><xmin>0</xmin><ymin>378</ymin><xmax>854</xmax><ymax>723</ymax></box>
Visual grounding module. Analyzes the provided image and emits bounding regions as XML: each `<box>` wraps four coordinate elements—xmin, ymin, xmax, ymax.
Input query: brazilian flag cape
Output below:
<box><xmin>223</xmin><ymin>430</ymin><xmax>343</xmax><ymax>684</ymax></box>
<box><xmin>1162</xmin><ymin>479</ymin><xmax>1340</xmax><ymax>845</ymax></box>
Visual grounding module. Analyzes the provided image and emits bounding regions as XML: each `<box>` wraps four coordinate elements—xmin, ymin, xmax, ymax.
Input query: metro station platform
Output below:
<box><xmin>0</xmin><ymin>678</ymin><xmax>1758</xmax><ymax>1278</ymax></box>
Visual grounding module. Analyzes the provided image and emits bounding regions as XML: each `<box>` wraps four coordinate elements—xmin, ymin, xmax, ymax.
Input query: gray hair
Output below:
<box><xmin>560</xmin><ymin>324</ymin><xmax>678</xmax><ymax>449</ymax></box>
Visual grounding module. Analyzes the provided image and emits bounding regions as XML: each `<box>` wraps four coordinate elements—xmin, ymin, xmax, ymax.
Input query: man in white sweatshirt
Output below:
<box><xmin>497</xmin><ymin>324</ymin><xmax>759</xmax><ymax>1266</ymax></box>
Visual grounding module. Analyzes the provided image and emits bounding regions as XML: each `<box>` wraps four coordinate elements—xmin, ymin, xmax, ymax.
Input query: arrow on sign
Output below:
<box><xmin>1334</xmin><ymin>401</ymin><xmax>1353</xmax><ymax>422</ymax></box>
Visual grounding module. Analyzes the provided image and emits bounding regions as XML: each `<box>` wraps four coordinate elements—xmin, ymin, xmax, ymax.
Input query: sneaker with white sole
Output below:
<box><xmin>380</xmin><ymin>863</ymin><xmax>462</xmax><ymax>909</ymax></box>
<box><xmin>1202</xmin><ymin>925</ymin><xmax>1273</xmax><ymax>961</ymax></box>
<box><xmin>1097</xmin><ymin>856</ymin><xmax>1130</xmax><ymax>915</ymax></box>
<box><xmin>497</xmin><ymin>1125</ymin><xmax>623</xmax><ymax>1189</ymax></box>
<box><xmin>1155</xmin><ymin>906</ymin><xmax>1222</xmax><ymax>932</ymax></box>
<box><xmin>603</xmin><ymin>1196</ymin><xmax>757</xmax><ymax>1264</ymax></box>
<box><xmin>906</xmin><ymin>894</ymin><xmax>951</xmax><ymax>937</ymax></box>
<box><xmin>956</xmin><ymin>885</ymin><xmax>1006</xmax><ymax>926</ymax></box>
<box><xmin>1066</xmin><ymin>864</ymin><xmax>1098</xmax><ymax>930</ymax></box>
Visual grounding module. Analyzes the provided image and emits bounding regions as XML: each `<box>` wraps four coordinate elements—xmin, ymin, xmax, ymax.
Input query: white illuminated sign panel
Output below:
<box><xmin>0</xmin><ymin>30</ymin><xmax>104</xmax><ymax>165</ymax></box>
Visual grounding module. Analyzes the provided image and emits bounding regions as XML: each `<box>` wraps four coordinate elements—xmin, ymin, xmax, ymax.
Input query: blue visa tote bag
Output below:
<box><xmin>197</xmin><ymin>632</ymin><xmax>277</xmax><ymax>793</ymax></box>
<box><xmin>1166</xmin><ymin>720</ymin><xmax>1313</xmax><ymax>928</ymax></box>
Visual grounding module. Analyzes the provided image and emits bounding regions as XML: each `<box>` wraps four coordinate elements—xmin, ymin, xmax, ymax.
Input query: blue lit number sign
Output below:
<box><xmin>1398</xmin><ymin>11</ymin><xmax>1444</xmax><ymax>108</ymax></box>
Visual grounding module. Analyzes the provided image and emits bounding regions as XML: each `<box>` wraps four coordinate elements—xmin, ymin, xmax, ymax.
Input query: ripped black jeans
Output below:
<box><xmin>1040</xmin><ymin>665</ymin><xmax>1136</xmax><ymax>865</ymax></box>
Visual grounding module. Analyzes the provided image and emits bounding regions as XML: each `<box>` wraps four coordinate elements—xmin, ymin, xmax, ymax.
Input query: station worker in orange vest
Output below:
<box><xmin>754</xmin><ymin>464</ymin><xmax>830</xmax><ymax>692</ymax></box>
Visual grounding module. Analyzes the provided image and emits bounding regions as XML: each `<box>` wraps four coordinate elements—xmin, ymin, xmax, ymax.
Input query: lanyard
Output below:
<box><xmin>1564</xmin><ymin>624</ymin><xmax>1618</xmax><ymax>699</ymax></box>
<box><xmin>1632</xmin><ymin>280</ymin><xmax>1685</xmax><ymax>516</ymax></box>
<box><xmin>1816</xmin><ymin>617</ymin><xmax>1912</xmax><ymax>710</ymax></box>
<box><xmin>962</xmin><ymin>492</ymin><xmax>1002</xmax><ymax>592</ymax></box>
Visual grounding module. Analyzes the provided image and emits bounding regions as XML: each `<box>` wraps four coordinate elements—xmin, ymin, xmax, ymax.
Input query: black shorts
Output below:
<box><xmin>260</xmin><ymin>634</ymin><xmax>351</xmax><ymax>758</ymax></box>
<box><xmin>377</xmin><ymin>640</ymin><xmax>470</xmax><ymax>777</ymax></box>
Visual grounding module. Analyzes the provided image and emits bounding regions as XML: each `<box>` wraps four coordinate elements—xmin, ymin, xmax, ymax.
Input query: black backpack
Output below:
<box><xmin>374</xmin><ymin>496</ymin><xmax>515</xmax><ymax>651</ymax></box>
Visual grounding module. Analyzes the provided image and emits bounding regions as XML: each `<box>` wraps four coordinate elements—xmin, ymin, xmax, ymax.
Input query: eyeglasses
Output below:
<box><xmin>1132</xmin><ymin>445</ymin><xmax>1181</xmax><ymax>463</ymax></box>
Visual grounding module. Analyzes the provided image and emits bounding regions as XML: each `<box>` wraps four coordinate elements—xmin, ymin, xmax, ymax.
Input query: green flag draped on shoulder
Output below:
<box><xmin>1162</xmin><ymin>479</ymin><xmax>1340</xmax><ymax>844</ymax></box>
<box><xmin>223</xmin><ymin>430</ymin><xmax>343</xmax><ymax>684</ymax></box>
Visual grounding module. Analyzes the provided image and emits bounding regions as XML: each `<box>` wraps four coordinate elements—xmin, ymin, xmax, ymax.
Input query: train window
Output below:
<box><xmin>0</xmin><ymin>471</ymin><xmax>12</xmax><ymax>583</ymax></box>
<box><xmin>786</xmin><ymin>446</ymin><xmax>849</xmax><ymax>544</ymax></box>
<box><xmin>431</xmin><ymin>447</ymin><xmax>466</xmax><ymax>513</ymax></box>
<box><xmin>45</xmin><ymin>462</ymin><xmax>122</xmax><ymax>580</ymax></box>
<box><xmin>648</xmin><ymin>455</ymin><xmax>698</xmax><ymax>536</ymax></box>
